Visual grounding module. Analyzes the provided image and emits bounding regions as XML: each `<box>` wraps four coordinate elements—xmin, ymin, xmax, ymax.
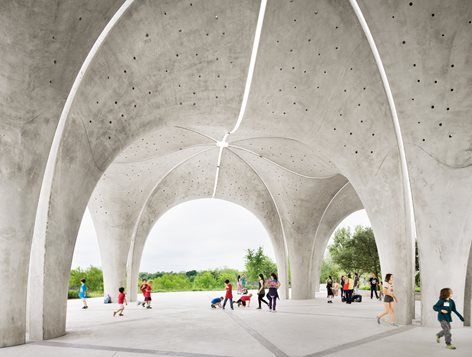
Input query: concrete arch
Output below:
<box><xmin>309</xmin><ymin>183</ymin><xmax>364</xmax><ymax>294</ymax></box>
<box><xmin>126</xmin><ymin>148</ymin><xmax>289</xmax><ymax>302</ymax></box>
<box><xmin>0</xmin><ymin>0</ymin><xmax>125</xmax><ymax>346</ymax></box>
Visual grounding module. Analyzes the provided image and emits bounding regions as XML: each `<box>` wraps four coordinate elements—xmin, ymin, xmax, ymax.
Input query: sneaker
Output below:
<box><xmin>146</xmin><ymin>306</ymin><xmax>152</xmax><ymax>309</ymax></box>
<box><xmin>119</xmin><ymin>313</ymin><xmax>124</xmax><ymax>317</ymax></box>
<box><xmin>113</xmin><ymin>311</ymin><xmax>117</xmax><ymax>317</ymax></box>
<box><xmin>436</xmin><ymin>335</ymin><xmax>441</xmax><ymax>343</ymax></box>
<box><xmin>82</xmin><ymin>306</ymin><xmax>87</xmax><ymax>309</ymax></box>
<box><xmin>446</xmin><ymin>345</ymin><xmax>456</xmax><ymax>350</ymax></box>
<box><xmin>257</xmin><ymin>307</ymin><xmax>261</xmax><ymax>310</ymax></box>
<box><xmin>377</xmin><ymin>316</ymin><xmax>381</xmax><ymax>325</ymax></box>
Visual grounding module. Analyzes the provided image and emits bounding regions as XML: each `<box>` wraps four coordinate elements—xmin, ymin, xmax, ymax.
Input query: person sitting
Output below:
<box><xmin>236</xmin><ymin>293</ymin><xmax>253</xmax><ymax>307</ymax></box>
<box><xmin>211</xmin><ymin>296</ymin><xmax>224</xmax><ymax>309</ymax></box>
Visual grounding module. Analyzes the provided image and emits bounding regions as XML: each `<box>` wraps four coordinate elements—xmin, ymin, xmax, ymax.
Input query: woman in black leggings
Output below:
<box><xmin>257</xmin><ymin>274</ymin><xmax>269</xmax><ymax>309</ymax></box>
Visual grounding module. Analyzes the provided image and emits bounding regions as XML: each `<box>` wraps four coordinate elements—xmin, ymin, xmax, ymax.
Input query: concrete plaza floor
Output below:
<box><xmin>2</xmin><ymin>291</ymin><xmax>471</xmax><ymax>357</ymax></box>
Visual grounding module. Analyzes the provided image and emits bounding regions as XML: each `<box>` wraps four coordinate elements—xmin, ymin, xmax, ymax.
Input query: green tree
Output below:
<box><xmin>193</xmin><ymin>271</ymin><xmax>218</xmax><ymax>290</ymax></box>
<box><xmin>328</xmin><ymin>226</ymin><xmax>380</xmax><ymax>277</ymax></box>
<box><xmin>319</xmin><ymin>253</ymin><xmax>341</xmax><ymax>283</ymax></box>
<box><xmin>244</xmin><ymin>247</ymin><xmax>277</xmax><ymax>283</ymax></box>
<box><xmin>153</xmin><ymin>273</ymin><xmax>192</xmax><ymax>291</ymax></box>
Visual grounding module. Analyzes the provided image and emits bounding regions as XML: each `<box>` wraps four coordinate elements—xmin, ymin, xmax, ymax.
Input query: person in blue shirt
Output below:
<box><xmin>210</xmin><ymin>296</ymin><xmax>224</xmax><ymax>309</ymax></box>
<box><xmin>79</xmin><ymin>278</ymin><xmax>88</xmax><ymax>309</ymax></box>
<box><xmin>433</xmin><ymin>288</ymin><xmax>464</xmax><ymax>350</ymax></box>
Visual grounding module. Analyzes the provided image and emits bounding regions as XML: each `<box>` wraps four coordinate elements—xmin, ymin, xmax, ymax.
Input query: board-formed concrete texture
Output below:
<box><xmin>1</xmin><ymin>0</ymin><xmax>471</xmax><ymax>349</ymax></box>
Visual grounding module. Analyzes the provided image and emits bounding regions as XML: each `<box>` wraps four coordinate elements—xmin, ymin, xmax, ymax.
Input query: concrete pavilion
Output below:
<box><xmin>1</xmin><ymin>0</ymin><xmax>472</xmax><ymax>351</ymax></box>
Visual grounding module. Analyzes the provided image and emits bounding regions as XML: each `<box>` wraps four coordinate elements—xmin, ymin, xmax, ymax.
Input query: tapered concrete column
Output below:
<box><xmin>309</xmin><ymin>183</ymin><xmax>363</xmax><ymax>293</ymax></box>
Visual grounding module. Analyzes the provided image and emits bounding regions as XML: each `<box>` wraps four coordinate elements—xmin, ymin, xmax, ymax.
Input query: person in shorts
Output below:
<box><xmin>113</xmin><ymin>287</ymin><xmax>127</xmax><ymax>317</ymax></box>
<box><xmin>376</xmin><ymin>273</ymin><xmax>398</xmax><ymax>326</ymax></box>
<box><xmin>140</xmin><ymin>279</ymin><xmax>152</xmax><ymax>309</ymax></box>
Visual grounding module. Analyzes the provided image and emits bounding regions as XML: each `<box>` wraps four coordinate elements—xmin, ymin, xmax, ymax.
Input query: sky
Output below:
<box><xmin>72</xmin><ymin>198</ymin><xmax>371</xmax><ymax>272</ymax></box>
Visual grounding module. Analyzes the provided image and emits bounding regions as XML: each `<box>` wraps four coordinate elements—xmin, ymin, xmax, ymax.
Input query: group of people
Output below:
<box><xmin>326</xmin><ymin>272</ymin><xmax>373</xmax><ymax>304</ymax></box>
<box><xmin>78</xmin><ymin>271</ymin><xmax>465</xmax><ymax>350</ymax></box>
<box><xmin>211</xmin><ymin>273</ymin><xmax>281</xmax><ymax>312</ymax></box>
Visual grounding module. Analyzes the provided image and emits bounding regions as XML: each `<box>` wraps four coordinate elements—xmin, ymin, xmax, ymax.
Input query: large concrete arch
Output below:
<box><xmin>0</xmin><ymin>0</ymin><xmax>125</xmax><ymax>346</ymax></box>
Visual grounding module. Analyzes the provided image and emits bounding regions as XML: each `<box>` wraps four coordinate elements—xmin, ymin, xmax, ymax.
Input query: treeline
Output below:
<box><xmin>139</xmin><ymin>268</ymin><xmax>252</xmax><ymax>292</ymax></box>
<box><xmin>69</xmin><ymin>246</ymin><xmax>277</xmax><ymax>297</ymax></box>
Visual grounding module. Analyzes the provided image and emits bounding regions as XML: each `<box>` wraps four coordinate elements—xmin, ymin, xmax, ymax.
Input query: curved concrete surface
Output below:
<box><xmin>0</xmin><ymin>0</ymin><xmax>471</xmax><ymax>347</ymax></box>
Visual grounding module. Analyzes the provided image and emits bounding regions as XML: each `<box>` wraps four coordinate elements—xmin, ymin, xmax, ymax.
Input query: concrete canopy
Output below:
<box><xmin>1</xmin><ymin>0</ymin><xmax>472</xmax><ymax>348</ymax></box>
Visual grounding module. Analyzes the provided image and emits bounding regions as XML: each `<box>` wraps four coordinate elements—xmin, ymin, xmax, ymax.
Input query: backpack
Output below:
<box><xmin>352</xmin><ymin>294</ymin><xmax>362</xmax><ymax>303</ymax></box>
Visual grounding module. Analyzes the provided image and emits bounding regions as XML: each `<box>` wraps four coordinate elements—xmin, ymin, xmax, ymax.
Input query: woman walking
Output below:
<box><xmin>257</xmin><ymin>274</ymin><xmax>269</xmax><ymax>309</ymax></box>
<box><xmin>377</xmin><ymin>273</ymin><xmax>398</xmax><ymax>326</ymax></box>
<box><xmin>266</xmin><ymin>273</ymin><xmax>281</xmax><ymax>312</ymax></box>
<box><xmin>326</xmin><ymin>276</ymin><xmax>334</xmax><ymax>303</ymax></box>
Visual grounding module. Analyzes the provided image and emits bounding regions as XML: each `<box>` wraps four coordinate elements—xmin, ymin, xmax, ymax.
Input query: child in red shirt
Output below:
<box><xmin>223</xmin><ymin>279</ymin><xmax>234</xmax><ymax>310</ymax></box>
<box><xmin>140</xmin><ymin>279</ymin><xmax>152</xmax><ymax>309</ymax></box>
<box><xmin>236</xmin><ymin>292</ymin><xmax>253</xmax><ymax>307</ymax></box>
<box><xmin>113</xmin><ymin>287</ymin><xmax>127</xmax><ymax>317</ymax></box>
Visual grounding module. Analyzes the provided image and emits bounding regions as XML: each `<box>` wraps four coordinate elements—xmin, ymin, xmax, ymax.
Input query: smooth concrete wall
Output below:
<box><xmin>358</xmin><ymin>0</ymin><xmax>472</xmax><ymax>327</ymax></box>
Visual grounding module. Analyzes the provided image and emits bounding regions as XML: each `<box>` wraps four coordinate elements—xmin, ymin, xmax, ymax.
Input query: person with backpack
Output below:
<box><xmin>79</xmin><ymin>278</ymin><xmax>88</xmax><ymax>309</ymax></box>
<box><xmin>433</xmin><ymin>288</ymin><xmax>464</xmax><ymax>350</ymax></box>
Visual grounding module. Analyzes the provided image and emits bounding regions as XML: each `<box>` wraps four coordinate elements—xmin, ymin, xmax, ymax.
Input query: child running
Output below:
<box><xmin>433</xmin><ymin>288</ymin><xmax>464</xmax><ymax>350</ymax></box>
<box><xmin>113</xmin><ymin>287</ymin><xmax>128</xmax><ymax>317</ymax></box>
<box><xmin>79</xmin><ymin>278</ymin><xmax>88</xmax><ymax>309</ymax></box>
<box><xmin>222</xmin><ymin>279</ymin><xmax>234</xmax><ymax>310</ymax></box>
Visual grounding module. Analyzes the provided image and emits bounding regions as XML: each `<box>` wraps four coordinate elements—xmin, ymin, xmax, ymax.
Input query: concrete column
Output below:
<box><xmin>309</xmin><ymin>183</ymin><xmax>363</xmax><ymax>293</ymax></box>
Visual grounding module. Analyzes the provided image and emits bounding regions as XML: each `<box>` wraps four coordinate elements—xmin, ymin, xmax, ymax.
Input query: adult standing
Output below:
<box><xmin>345</xmin><ymin>274</ymin><xmax>354</xmax><ymax>304</ymax></box>
<box><xmin>369</xmin><ymin>274</ymin><xmax>379</xmax><ymax>299</ymax></box>
<box><xmin>326</xmin><ymin>276</ymin><xmax>334</xmax><ymax>303</ymax></box>
<box><xmin>266</xmin><ymin>273</ymin><xmax>280</xmax><ymax>312</ymax></box>
<box><xmin>340</xmin><ymin>275</ymin><xmax>345</xmax><ymax>300</ymax></box>
<box><xmin>377</xmin><ymin>273</ymin><xmax>398</xmax><ymax>326</ymax></box>
<box><xmin>257</xmin><ymin>274</ymin><xmax>269</xmax><ymax>309</ymax></box>
<box><xmin>354</xmin><ymin>273</ymin><xmax>360</xmax><ymax>290</ymax></box>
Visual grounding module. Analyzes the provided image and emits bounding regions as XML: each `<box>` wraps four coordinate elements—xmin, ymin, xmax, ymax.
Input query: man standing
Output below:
<box><xmin>369</xmin><ymin>274</ymin><xmax>379</xmax><ymax>299</ymax></box>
